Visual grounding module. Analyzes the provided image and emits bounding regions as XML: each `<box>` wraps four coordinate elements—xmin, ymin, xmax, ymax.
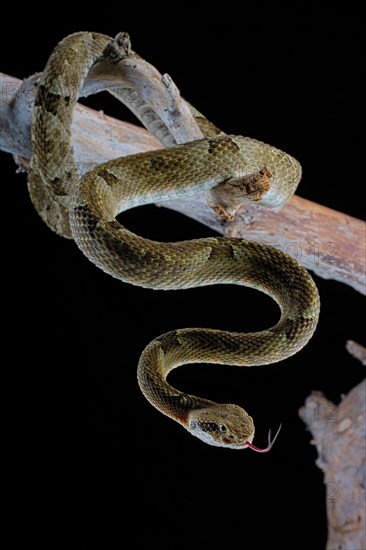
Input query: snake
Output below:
<box><xmin>28</xmin><ymin>32</ymin><xmax>320</xmax><ymax>450</ymax></box>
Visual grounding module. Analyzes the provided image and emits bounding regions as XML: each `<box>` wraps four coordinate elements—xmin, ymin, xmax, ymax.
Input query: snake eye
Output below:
<box><xmin>219</xmin><ymin>424</ymin><xmax>227</xmax><ymax>433</ymax></box>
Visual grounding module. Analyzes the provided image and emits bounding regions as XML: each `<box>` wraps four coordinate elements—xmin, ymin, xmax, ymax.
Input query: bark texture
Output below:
<box><xmin>1</xmin><ymin>72</ymin><xmax>365</xmax><ymax>294</ymax></box>
<box><xmin>299</xmin><ymin>342</ymin><xmax>366</xmax><ymax>550</ymax></box>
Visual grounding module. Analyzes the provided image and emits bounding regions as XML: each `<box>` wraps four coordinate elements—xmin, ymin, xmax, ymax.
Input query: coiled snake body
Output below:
<box><xmin>28</xmin><ymin>32</ymin><xmax>320</xmax><ymax>450</ymax></box>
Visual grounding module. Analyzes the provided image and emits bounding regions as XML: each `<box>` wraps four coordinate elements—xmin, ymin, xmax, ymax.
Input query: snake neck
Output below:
<box><xmin>137</xmin><ymin>332</ymin><xmax>214</xmax><ymax>427</ymax></box>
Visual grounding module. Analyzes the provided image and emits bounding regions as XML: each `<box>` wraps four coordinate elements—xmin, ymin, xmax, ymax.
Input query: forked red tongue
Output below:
<box><xmin>245</xmin><ymin>424</ymin><xmax>282</xmax><ymax>453</ymax></box>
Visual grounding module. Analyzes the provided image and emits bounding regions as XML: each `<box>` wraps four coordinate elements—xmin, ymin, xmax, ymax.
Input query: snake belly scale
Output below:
<box><xmin>28</xmin><ymin>32</ymin><xmax>320</xmax><ymax>450</ymax></box>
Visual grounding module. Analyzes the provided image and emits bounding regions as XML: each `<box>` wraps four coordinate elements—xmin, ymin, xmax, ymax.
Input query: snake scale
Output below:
<box><xmin>28</xmin><ymin>32</ymin><xmax>320</xmax><ymax>450</ymax></box>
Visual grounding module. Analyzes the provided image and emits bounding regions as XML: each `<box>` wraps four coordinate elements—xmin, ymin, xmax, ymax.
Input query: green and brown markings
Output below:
<box><xmin>29</xmin><ymin>31</ymin><xmax>320</xmax><ymax>449</ymax></box>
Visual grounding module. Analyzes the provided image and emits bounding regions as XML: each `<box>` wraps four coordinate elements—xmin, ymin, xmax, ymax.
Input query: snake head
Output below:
<box><xmin>187</xmin><ymin>404</ymin><xmax>255</xmax><ymax>449</ymax></box>
<box><xmin>187</xmin><ymin>404</ymin><xmax>281</xmax><ymax>451</ymax></box>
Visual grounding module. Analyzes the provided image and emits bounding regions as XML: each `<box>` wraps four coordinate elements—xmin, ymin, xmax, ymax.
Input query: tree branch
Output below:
<box><xmin>299</xmin><ymin>342</ymin><xmax>366</xmax><ymax>550</ymax></box>
<box><xmin>1</xmin><ymin>70</ymin><xmax>365</xmax><ymax>294</ymax></box>
<box><xmin>346</xmin><ymin>340</ymin><xmax>366</xmax><ymax>365</ymax></box>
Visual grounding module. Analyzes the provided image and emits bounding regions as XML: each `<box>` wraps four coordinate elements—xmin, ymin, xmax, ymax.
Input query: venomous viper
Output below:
<box><xmin>28</xmin><ymin>32</ymin><xmax>320</xmax><ymax>450</ymax></box>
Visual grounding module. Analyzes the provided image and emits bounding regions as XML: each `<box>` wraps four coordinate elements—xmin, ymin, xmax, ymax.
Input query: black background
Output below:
<box><xmin>3</xmin><ymin>7</ymin><xmax>365</xmax><ymax>549</ymax></box>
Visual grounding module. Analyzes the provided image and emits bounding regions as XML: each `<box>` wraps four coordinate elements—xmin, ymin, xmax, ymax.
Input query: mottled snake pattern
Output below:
<box><xmin>28</xmin><ymin>32</ymin><xmax>320</xmax><ymax>450</ymax></box>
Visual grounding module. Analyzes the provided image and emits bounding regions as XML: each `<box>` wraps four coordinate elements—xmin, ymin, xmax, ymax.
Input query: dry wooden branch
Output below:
<box><xmin>346</xmin><ymin>340</ymin><xmax>366</xmax><ymax>365</ymax></box>
<box><xmin>299</xmin><ymin>342</ymin><xmax>366</xmax><ymax>550</ymax></box>
<box><xmin>1</xmin><ymin>70</ymin><xmax>365</xmax><ymax>294</ymax></box>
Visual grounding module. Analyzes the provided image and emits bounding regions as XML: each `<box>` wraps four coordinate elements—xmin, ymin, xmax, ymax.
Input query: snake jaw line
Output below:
<box><xmin>186</xmin><ymin>403</ymin><xmax>257</xmax><ymax>449</ymax></box>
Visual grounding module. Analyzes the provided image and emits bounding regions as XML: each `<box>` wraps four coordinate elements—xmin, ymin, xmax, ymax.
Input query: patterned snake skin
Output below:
<box><xmin>28</xmin><ymin>32</ymin><xmax>320</xmax><ymax>450</ymax></box>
